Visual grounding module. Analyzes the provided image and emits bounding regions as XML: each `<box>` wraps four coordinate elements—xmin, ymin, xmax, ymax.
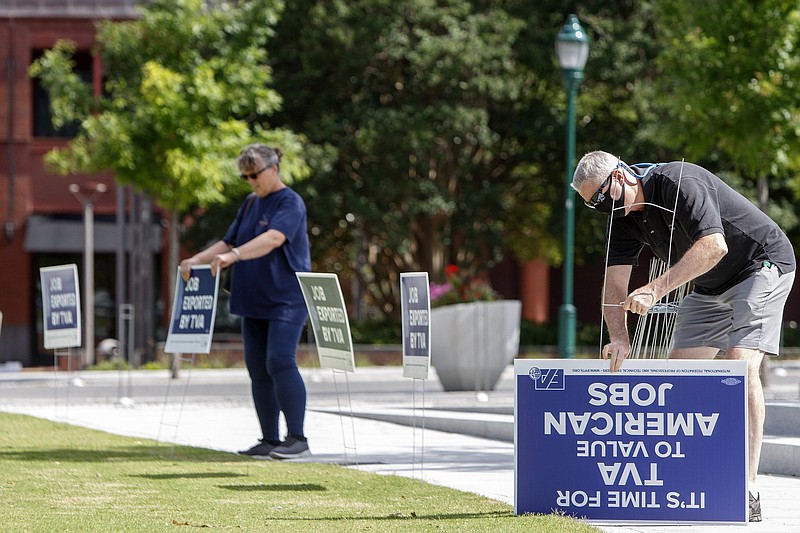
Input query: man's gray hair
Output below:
<box><xmin>571</xmin><ymin>150</ymin><xmax>620</xmax><ymax>191</ymax></box>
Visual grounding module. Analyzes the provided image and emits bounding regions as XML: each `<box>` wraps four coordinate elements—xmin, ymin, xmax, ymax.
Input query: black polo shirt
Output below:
<box><xmin>607</xmin><ymin>161</ymin><xmax>796</xmax><ymax>295</ymax></box>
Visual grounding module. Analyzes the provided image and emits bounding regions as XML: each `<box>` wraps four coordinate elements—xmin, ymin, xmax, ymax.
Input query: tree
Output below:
<box><xmin>271</xmin><ymin>0</ymin><xmax>529</xmax><ymax>317</ymax></box>
<box><xmin>30</xmin><ymin>0</ymin><xmax>310</xmax><ymax>354</ymax></box>
<box><xmin>499</xmin><ymin>0</ymin><xmax>664</xmax><ymax>263</ymax></box>
<box><xmin>644</xmin><ymin>0</ymin><xmax>800</xmax><ymax>224</ymax></box>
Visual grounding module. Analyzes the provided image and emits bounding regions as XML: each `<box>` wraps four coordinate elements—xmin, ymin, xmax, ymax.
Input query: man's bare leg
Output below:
<box><xmin>723</xmin><ymin>347</ymin><xmax>765</xmax><ymax>485</ymax></box>
<box><xmin>671</xmin><ymin>346</ymin><xmax>764</xmax><ymax>484</ymax></box>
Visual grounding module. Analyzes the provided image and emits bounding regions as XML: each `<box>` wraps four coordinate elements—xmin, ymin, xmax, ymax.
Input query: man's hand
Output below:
<box><xmin>622</xmin><ymin>286</ymin><xmax>658</xmax><ymax>316</ymax></box>
<box><xmin>602</xmin><ymin>339</ymin><xmax>631</xmax><ymax>372</ymax></box>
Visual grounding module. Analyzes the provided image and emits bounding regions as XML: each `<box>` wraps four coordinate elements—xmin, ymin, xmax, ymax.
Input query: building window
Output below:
<box><xmin>31</xmin><ymin>49</ymin><xmax>93</xmax><ymax>138</ymax></box>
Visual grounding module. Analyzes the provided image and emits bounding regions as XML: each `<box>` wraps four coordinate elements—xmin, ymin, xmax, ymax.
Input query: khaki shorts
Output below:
<box><xmin>672</xmin><ymin>263</ymin><xmax>795</xmax><ymax>355</ymax></box>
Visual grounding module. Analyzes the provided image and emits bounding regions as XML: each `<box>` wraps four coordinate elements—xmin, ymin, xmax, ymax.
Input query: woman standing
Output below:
<box><xmin>180</xmin><ymin>143</ymin><xmax>311</xmax><ymax>459</ymax></box>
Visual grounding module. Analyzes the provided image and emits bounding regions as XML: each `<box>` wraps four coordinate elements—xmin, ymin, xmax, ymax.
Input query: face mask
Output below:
<box><xmin>593</xmin><ymin>180</ymin><xmax>626</xmax><ymax>218</ymax></box>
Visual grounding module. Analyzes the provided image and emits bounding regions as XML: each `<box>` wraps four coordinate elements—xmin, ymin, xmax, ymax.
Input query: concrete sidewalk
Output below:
<box><xmin>1</xmin><ymin>363</ymin><xmax>799</xmax><ymax>532</ymax></box>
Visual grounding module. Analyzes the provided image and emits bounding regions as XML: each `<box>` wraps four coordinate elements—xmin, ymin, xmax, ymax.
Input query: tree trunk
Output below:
<box><xmin>416</xmin><ymin>214</ymin><xmax>447</xmax><ymax>283</ymax></box>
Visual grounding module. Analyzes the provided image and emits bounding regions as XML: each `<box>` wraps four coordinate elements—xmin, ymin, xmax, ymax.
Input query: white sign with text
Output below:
<box><xmin>296</xmin><ymin>272</ymin><xmax>355</xmax><ymax>372</ymax></box>
<box><xmin>40</xmin><ymin>264</ymin><xmax>81</xmax><ymax>350</ymax></box>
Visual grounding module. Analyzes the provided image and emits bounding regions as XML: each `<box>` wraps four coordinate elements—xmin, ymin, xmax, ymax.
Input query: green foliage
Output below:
<box><xmin>272</xmin><ymin>0</ymin><xmax>527</xmax><ymax>317</ymax></box>
<box><xmin>715</xmin><ymin>171</ymin><xmax>799</xmax><ymax>233</ymax></box>
<box><xmin>519</xmin><ymin>320</ymin><xmax>558</xmax><ymax>346</ymax></box>
<box><xmin>29</xmin><ymin>0</ymin><xmax>309</xmax><ymax>213</ymax></box>
<box><xmin>350</xmin><ymin>319</ymin><xmax>403</xmax><ymax>345</ymax></box>
<box><xmin>781</xmin><ymin>320</ymin><xmax>800</xmax><ymax>347</ymax></box>
<box><xmin>501</xmin><ymin>1</ymin><xmax>664</xmax><ymax>264</ymax></box>
<box><xmin>27</xmin><ymin>40</ymin><xmax>92</xmax><ymax>129</ymax></box>
<box><xmin>645</xmin><ymin>0</ymin><xmax>800</xmax><ymax>191</ymax></box>
<box><xmin>88</xmin><ymin>359</ymin><xmax>130</xmax><ymax>371</ymax></box>
<box><xmin>520</xmin><ymin>319</ymin><xmax>601</xmax><ymax>348</ymax></box>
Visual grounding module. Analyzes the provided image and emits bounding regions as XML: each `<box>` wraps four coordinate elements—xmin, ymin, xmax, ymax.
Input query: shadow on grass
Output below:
<box><xmin>282</xmin><ymin>510</ymin><xmax>514</xmax><ymax>521</ymax></box>
<box><xmin>134</xmin><ymin>472</ymin><xmax>248</xmax><ymax>480</ymax></box>
<box><xmin>0</xmin><ymin>445</ymin><xmax>242</xmax><ymax>463</ymax></box>
<box><xmin>220</xmin><ymin>483</ymin><xmax>327</xmax><ymax>492</ymax></box>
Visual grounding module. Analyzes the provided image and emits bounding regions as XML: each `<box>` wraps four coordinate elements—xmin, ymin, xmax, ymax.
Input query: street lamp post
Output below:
<box><xmin>70</xmin><ymin>182</ymin><xmax>107</xmax><ymax>368</ymax></box>
<box><xmin>555</xmin><ymin>14</ymin><xmax>590</xmax><ymax>358</ymax></box>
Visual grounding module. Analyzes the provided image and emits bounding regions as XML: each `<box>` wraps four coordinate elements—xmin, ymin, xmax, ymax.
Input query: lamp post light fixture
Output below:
<box><xmin>70</xmin><ymin>182</ymin><xmax>107</xmax><ymax>368</ymax></box>
<box><xmin>555</xmin><ymin>14</ymin><xmax>590</xmax><ymax>358</ymax></box>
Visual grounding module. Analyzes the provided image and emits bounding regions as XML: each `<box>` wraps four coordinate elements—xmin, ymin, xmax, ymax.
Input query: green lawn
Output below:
<box><xmin>0</xmin><ymin>412</ymin><xmax>601</xmax><ymax>532</ymax></box>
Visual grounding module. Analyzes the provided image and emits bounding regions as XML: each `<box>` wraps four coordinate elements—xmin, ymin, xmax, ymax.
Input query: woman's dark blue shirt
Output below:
<box><xmin>223</xmin><ymin>188</ymin><xmax>310</xmax><ymax>322</ymax></box>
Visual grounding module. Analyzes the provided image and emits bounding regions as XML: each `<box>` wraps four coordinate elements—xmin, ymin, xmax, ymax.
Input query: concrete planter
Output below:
<box><xmin>431</xmin><ymin>300</ymin><xmax>522</xmax><ymax>392</ymax></box>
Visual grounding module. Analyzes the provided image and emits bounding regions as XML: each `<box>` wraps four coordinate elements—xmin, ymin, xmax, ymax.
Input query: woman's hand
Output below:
<box><xmin>210</xmin><ymin>250</ymin><xmax>239</xmax><ymax>277</ymax></box>
<box><xmin>179</xmin><ymin>257</ymin><xmax>200</xmax><ymax>282</ymax></box>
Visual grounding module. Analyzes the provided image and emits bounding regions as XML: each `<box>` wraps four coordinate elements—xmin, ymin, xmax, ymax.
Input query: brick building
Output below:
<box><xmin>0</xmin><ymin>1</ymin><xmax>167</xmax><ymax>366</ymax></box>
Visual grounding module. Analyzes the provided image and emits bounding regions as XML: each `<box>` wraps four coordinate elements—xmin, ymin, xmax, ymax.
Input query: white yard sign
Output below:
<box><xmin>40</xmin><ymin>264</ymin><xmax>81</xmax><ymax>350</ymax></box>
<box><xmin>296</xmin><ymin>272</ymin><xmax>355</xmax><ymax>372</ymax></box>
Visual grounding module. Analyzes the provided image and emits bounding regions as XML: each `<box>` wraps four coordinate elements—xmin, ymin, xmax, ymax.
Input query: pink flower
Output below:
<box><xmin>429</xmin><ymin>282</ymin><xmax>453</xmax><ymax>301</ymax></box>
<box><xmin>430</xmin><ymin>267</ymin><xmax>499</xmax><ymax>308</ymax></box>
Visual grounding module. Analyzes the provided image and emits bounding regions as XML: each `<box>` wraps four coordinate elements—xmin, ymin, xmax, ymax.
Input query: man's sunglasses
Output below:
<box><xmin>239</xmin><ymin>164</ymin><xmax>271</xmax><ymax>181</ymax></box>
<box><xmin>584</xmin><ymin>172</ymin><xmax>614</xmax><ymax>208</ymax></box>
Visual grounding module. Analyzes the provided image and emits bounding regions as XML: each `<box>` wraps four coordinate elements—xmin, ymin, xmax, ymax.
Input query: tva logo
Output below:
<box><xmin>528</xmin><ymin>367</ymin><xmax>565</xmax><ymax>390</ymax></box>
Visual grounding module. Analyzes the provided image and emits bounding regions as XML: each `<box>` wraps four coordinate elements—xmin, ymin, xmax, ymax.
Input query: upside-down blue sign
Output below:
<box><xmin>164</xmin><ymin>266</ymin><xmax>220</xmax><ymax>354</ymax></box>
<box><xmin>514</xmin><ymin>359</ymin><xmax>748</xmax><ymax>524</ymax></box>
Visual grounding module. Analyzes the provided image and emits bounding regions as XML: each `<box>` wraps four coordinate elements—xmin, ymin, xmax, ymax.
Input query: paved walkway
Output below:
<box><xmin>1</xmin><ymin>362</ymin><xmax>799</xmax><ymax>532</ymax></box>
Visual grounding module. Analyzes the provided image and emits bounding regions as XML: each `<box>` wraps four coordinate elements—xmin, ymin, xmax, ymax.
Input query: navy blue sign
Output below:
<box><xmin>40</xmin><ymin>264</ymin><xmax>81</xmax><ymax>349</ymax></box>
<box><xmin>515</xmin><ymin>359</ymin><xmax>748</xmax><ymax>524</ymax></box>
<box><xmin>400</xmin><ymin>272</ymin><xmax>431</xmax><ymax>379</ymax></box>
<box><xmin>164</xmin><ymin>266</ymin><xmax>219</xmax><ymax>354</ymax></box>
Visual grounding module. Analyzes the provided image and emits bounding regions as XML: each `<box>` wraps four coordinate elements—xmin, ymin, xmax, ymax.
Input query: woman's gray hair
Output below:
<box><xmin>571</xmin><ymin>150</ymin><xmax>619</xmax><ymax>191</ymax></box>
<box><xmin>237</xmin><ymin>143</ymin><xmax>282</xmax><ymax>171</ymax></box>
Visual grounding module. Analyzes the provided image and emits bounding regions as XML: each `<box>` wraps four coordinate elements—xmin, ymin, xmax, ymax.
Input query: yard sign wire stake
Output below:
<box><xmin>421</xmin><ymin>377</ymin><xmax>426</xmax><ymax>476</ymax></box>
<box><xmin>116</xmin><ymin>303</ymin><xmax>135</xmax><ymax>404</ymax></box>
<box><xmin>156</xmin><ymin>352</ymin><xmax>196</xmax><ymax>456</ymax></box>
<box><xmin>599</xmin><ymin>159</ymin><xmax>689</xmax><ymax>360</ymax></box>
<box><xmin>411</xmin><ymin>376</ymin><xmax>427</xmax><ymax>480</ymax></box>
<box><xmin>332</xmin><ymin>368</ymin><xmax>359</xmax><ymax>467</ymax></box>
<box><xmin>52</xmin><ymin>347</ymin><xmax>80</xmax><ymax>422</ymax></box>
<box><xmin>52</xmin><ymin>350</ymin><xmax>59</xmax><ymax>419</ymax></box>
<box><xmin>52</xmin><ymin>348</ymin><xmax>65</xmax><ymax>421</ymax></box>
